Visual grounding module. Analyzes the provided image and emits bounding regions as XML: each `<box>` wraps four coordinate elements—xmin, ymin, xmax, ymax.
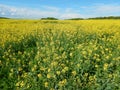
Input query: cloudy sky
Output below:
<box><xmin>0</xmin><ymin>0</ymin><xmax>120</xmax><ymax>19</ymax></box>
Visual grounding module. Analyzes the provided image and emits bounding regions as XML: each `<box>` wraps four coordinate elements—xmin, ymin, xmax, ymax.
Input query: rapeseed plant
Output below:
<box><xmin>0</xmin><ymin>19</ymin><xmax>120</xmax><ymax>90</ymax></box>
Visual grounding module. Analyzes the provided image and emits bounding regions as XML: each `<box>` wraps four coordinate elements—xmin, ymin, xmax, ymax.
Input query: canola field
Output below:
<box><xmin>0</xmin><ymin>19</ymin><xmax>120</xmax><ymax>90</ymax></box>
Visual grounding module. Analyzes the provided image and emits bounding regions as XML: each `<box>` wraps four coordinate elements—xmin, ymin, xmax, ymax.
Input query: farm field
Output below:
<box><xmin>0</xmin><ymin>19</ymin><xmax>120</xmax><ymax>90</ymax></box>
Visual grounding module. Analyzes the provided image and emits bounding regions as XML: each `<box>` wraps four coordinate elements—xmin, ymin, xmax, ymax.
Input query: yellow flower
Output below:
<box><xmin>16</xmin><ymin>81</ymin><xmax>24</xmax><ymax>87</ymax></box>
<box><xmin>20</xmin><ymin>81</ymin><xmax>24</xmax><ymax>87</ymax></box>
<box><xmin>105</xmin><ymin>48</ymin><xmax>109</xmax><ymax>51</ymax></box>
<box><xmin>58</xmin><ymin>79</ymin><xmax>67</xmax><ymax>87</ymax></box>
<box><xmin>32</xmin><ymin>67</ymin><xmax>36</xmax><ymax>72</ymax></box>
<box><xmin>61</xmin><ymin>69</ymin><xmax>65</xmax><ymax>73</ymax></box>
<box><xmin>44</xmin><ymin>82</ymin><xmax>48</xmax><ymax>87</ymax></box>
<box><xmin>0</xmin><ymin>60</ymin><xmax>2</xmax><ymax>65</ymax></box>
<box><xmin>18</xmin><ymin>51</ymin><xmax>22</xmax><ymax>55</ymax></box>
<box><xmin>96</xmin><ymin>58</ymin><xmax>100</xmax><ymax>62</ymax></box>
<box><xmin>77</xmin><ymin>64</ymin><xmax>80</xmax><ymax>67</ymax></box>
<box><xmin>50</xmin><ymin>88</ymin><xmax>54</xmax><ymax>90</ymax></box>
<box><xmin>40</xmin><ymin>67</ymin><xmax>46</xmax><ymax>71</ymax></box>
<box><xmin>56</xmin><ymin>71</ymin><xmax>60</xmax><ymax>75</ymax></box>
<box><xmin>84</xmin><ymin>73</ymin><xmax>88</xmax><ymax>77</ymax></box>
<box><xmin>103</xmin><ymin>63</ymin><xmax>108</xmax><ymax>70</ymax></box>
<box><xmin>16</xmin><ymin>82</ymin><xmax>20</xmax><ymax>87</ymax></box>
<box><xmin>9</xmin><ymin>73</ymin><xmax>13</xmax><ymax>77</ymax></box>
<box><xmin>72</xmin><ymin>71</ymin><xmax>77</xmax><ymax>76</ymax></box>
<box><xmin>48</xmin><ymin>68</ymin><xmax>51</xmax><ymax>72</ymax></box>
<box><xmin>95</xmin><ymin>64</ymin><xmax>98</xmax><ymax>68</ymax></box>
<box><xmin>38</xmin><ymin>73</ymin><xmax>42</xmax><ymax>78</ymax></box>
<box><xmin>64</xmin><ymin>67</ymin><xmax>68</xmax><ymax>71</ymax></box>
<box><xmin>47</xmin><ymin>73</ymin><xmax>51</xmax><ymax>78</ymax></box>
<box><xmin>89</xmin><ymin>76</ymin><xmax>96</xmax><ymax>81</ymax></box>
<box><xmin>51</xmin><ymin>61</ymin><xmax>58</xmax><ymax>66</ymax></box>
<box><xmin>62</xmin><ymin>67</ymin><xmax>68</xmax><ymax>73</ymax></box>
<box><xmin>105</xmin><ymin>56</ymin><xmax>109</xmax><ymax>59</ymax></box>
<box><xmin>82</xmin><ymin>51</ymin><xmax>87</xmax><ymax>55</ymax></box>
<box><xmin>18</xmin><ymin>67</ymin><xmax>22</xmax><ymax>71</ymax></box>
<box><xmin>27</xmin><ymin>84</ymin><xmax>30</xmax><ymax>89</ymax></box>
<box><xmin>22</xmin><ymin>73</ymin><xmax>28</xmax><ymax>78</ymax></box>
<box><xmin>70</xmin><ymin>53</ymin><xmax>73</xmax><ymax>57</ymax></box>
<box><xmin>10</xmin><ymin>68</ymin><xmax>14</xmax><ymax>72</ymax></box>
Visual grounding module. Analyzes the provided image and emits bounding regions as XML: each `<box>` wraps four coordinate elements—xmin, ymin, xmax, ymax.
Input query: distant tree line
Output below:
<box><xmin>41</xmin><ymin>17</ymin><xmax>58</xmax><ymax>20</ymax></box>
<box><xmin>88</xmin><ymin>16</ymin><xmax>120</xmax><ymax>19</ymax></box>
<box><xmin>0</xmin><ymin>17</ymin><xmax>10</xmax><ymax>19</ymax></box>
<box><xmin>66</xmin><ymin>16</ymin><xmax>120</xmax><ymax>20</ymax></box>
<box><xmin>0</xmin><ymin>16</ymin><xmax>120</xmax><ymax>20</ymax></box>
<box><xmin>65</xmin><ymin>18</ymin><xmax>84</xmax><ymax>20</ymax></box>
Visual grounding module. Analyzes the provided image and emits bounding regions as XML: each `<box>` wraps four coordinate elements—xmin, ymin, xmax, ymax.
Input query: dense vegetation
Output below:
<box><xmin>1</xmin><ymin>16</ymin><xmax>120</xmax><ymax>20</ymax></box>
<box><xmin>88</xmin><ymin>16</ymin><xmax>120</xmax><ymax>19</ymax></box>
<box><xmin>41</xmin><ymin>17</ymin><xmax>58</xmax><ymax>20</ymax></box>
<box><xmin>0</xmin><ymin>19</ymin><xmax>120</xmax><ymax>90</ymax></box>
<box><xmin>66</xmin><ymin>18</ymin><xmax>84</xmax><ymax>20</ymax></box>
<box><xmin>66</xmin><ymin>16</ymin><xmax>120</xmax><ymax>20</ymax></box>
<box><xmin>0</xmin><ymin>17</ymin><xmax>10</xmax><ymax>19</ymax></box>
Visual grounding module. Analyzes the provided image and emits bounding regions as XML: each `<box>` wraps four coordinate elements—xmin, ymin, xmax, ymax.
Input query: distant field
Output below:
<box><xmin>0</xmin><ymin>19</ymin><xmax>120</xmax><ymax>90</ymax></box>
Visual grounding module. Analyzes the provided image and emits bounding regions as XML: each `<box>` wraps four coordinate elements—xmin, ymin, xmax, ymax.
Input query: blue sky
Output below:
<box><xmin>0</xmin><ymin>0</ymin><xmax>120</xmax><ymax>19</ymax></box>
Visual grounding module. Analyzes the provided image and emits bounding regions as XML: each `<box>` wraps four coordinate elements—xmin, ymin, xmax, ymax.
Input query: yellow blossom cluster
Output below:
<box><xmin>0</xmin><ymin>19</ymin><xmax>120</xmax><ymax>90</ymax></box>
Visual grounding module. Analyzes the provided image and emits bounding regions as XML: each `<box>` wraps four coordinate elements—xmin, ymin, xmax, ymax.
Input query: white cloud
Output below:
<box><xmin>0</xmin><ymin>3</ymin><xmax>120</xmax><ymax>19</ymax></box>
<box><xmin>60</xmin><ymin>13</ymin><xmax>83</xmax><ymax>19</ymax></box>
<box><xmin>60</xmin><ymin>8</ymin><xmax>84</xmax><ymax>19</ymax></box>
<box><xmin>1</xmin><ymin>12</ymin><xmax>5</xmax><ymax>15</ymax></box>
<box><xmin>90</xmin><ymin>4</ymin><xmax>120</xmax><ymax>16</ymax></box>
<box><xmin>75</xmin><ymin>4</ymin><xmax>120</xmax><ymax>17</ymax></box>
<box><xmin>0</xmin><ymin>4</ymin><xmax>84</xmax><ymax>19</ymax></box>
<box><xmin>0</xmin><ymin>4</ymin><xmax>60</xmax><ymax>18</ymax></box>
